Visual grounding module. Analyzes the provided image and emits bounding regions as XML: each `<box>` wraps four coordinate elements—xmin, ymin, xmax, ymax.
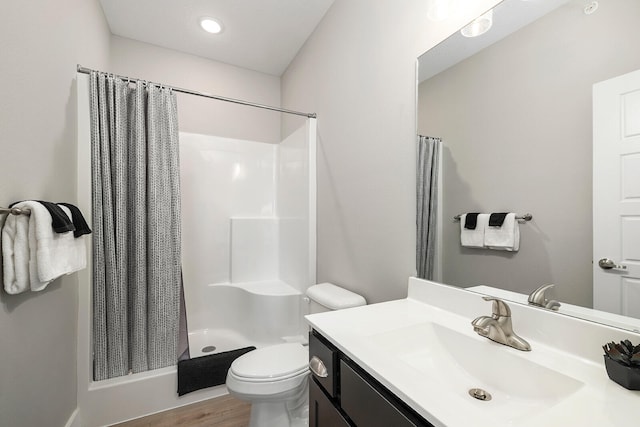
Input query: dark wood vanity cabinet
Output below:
<box><xmin>309</xmin><ymin>376</ymin><xmax>351</xmax><ymax>427</ymax></box>
<box><xmin>309</xmin><ymin>330</ymin><xmax>434</xmax><ymax>427</ymax></box>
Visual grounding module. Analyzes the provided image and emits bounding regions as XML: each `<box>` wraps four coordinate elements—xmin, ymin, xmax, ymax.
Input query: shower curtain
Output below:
<box><xmin>89</xmin><ymin>72</ymin><xmax>182</xmax><ymax>380</ymax></box>
<box><xmin>416</xmin><ymin>135</ymin><xmax>441</xmax><ymax>280</ymax></box>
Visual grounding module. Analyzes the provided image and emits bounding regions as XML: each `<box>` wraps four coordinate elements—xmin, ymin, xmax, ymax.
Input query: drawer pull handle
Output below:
<box><xmin>309</xmin><ymin>356</ymin><xmax>329</xmax><ymax>378</ymax></box>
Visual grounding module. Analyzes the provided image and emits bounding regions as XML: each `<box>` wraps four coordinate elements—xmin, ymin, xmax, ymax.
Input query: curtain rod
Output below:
<box><xmin>77</xmin><ymin>64</ymin><xmax>317</xmax><ymax>119</ymax></box>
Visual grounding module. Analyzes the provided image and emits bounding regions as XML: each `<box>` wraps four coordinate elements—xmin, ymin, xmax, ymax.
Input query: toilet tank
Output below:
<box><xmin>306</xmin><ymin>283</ymin><xmax>366</xmax><ymax>314</ymax></box>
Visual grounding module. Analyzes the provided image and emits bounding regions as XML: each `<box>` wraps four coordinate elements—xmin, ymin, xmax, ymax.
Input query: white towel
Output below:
<box><xmin>460</xmin><ymin>213</ymin><xmax>488</xmax><ymax>248</ymax></box>
<box><xmin>30</xmin><ymin>202</ymin><xmax>86</xmax><ymax>286</ymax></box>
<box><xmin>2</xmin><ymin>209</ymin><xmax>31</xmax><ymax>294</ymax></box>
<box><xmin>27</xmin><ymin>208</ymin><xmax>48</xmax><ymax>291</ymax></box>
<box><xmin>485</xmin><ymin>212</ymin><xmax>520</xmax><ymax>251</ymax></box>
<box><xmin>2</xmin><ymin>201</ymin><xmax>86</xmax><ymax>294</ymax></box>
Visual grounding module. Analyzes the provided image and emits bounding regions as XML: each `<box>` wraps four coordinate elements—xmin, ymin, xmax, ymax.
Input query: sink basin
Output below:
<box><xmin>367</xmin><ymin>322</ymin><xmax>584</xmax><ymax>423</ymax></box>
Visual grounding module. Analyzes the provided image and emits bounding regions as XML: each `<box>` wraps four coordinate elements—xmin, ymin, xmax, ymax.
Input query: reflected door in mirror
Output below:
<box><xmin>593</xmin><ymin>68</ymin><xmax>640</xmax><ymax>318</ymax></box>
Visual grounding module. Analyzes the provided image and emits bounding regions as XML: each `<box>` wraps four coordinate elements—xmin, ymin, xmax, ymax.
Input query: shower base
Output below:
<box><xmin>189</xmin><ymin>328</ymin><xmax>257</xmax><ymax>358</ymax></box>
<box><xmin>189</xmin><ymin>327</ymin><xmax>308</xmax><ymax>359</ymax></box>
<box><xmin>185</xmin><ymin>280</ymin><xmax>307</xmax><ymax>358</ymax></box>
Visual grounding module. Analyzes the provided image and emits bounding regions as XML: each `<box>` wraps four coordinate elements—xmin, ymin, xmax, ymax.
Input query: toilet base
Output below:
<box><xmin>247</xmin><ymin>398</ymin><xmax>309</xmax><ymax>427</ymax></box>
<box><xmin>245</xmin><ymin>378</ymin><xmax>309</xmax><ymax>427</ymax></box>
<box><xmin>249</xmin><ymin>402</ymin><xmax>289</xmax><ymax>427</ymax></box>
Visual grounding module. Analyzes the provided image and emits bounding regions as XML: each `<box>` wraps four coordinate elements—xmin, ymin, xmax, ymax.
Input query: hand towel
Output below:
<box><xmin>485</xmin><ymin>212</ymin><xmax>520</xmax><ymax>251</ymax></box>
<box><xmin>464</xmin><ymin>212</ymin><xmax>480</xmax><ymax>229</ymax></box>
<box><xmin>460</xmin><ymin>213</ymin><xmax>488</xmax><ymax>248</ymax></box>
<box><xmin>37</xmin><ymin>201</ymin><xmax>76</xmax><ymax>233</ymax></box>
<box><xmin>2</xmin><ymin>209</ymin><xmax>31</xmax><ymax>294</ymax></box>
<box><xmin>488</xmin><ymin>212</ymin><xmax>508</xmax><ymax>227</ymax></box>
<box><xmin>57</xmin><ymin>203</ymin><xmax>91</xmax><ymax>237</ymax></box>
<box><xmin>30</xmin><ymin>202</ymin><xmax>87</xmax><ymax>286</ymax></box>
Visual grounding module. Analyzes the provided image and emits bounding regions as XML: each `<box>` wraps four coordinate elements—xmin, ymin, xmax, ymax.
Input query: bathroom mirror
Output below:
<box><xmin>417</xmin><ymin>0</ymin><xmax>640</xmax><ymax>331</ymax></box>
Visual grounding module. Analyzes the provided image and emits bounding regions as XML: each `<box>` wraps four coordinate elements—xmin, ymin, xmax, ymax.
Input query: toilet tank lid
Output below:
<box><xmin>306</xmin><ymin>283</ymin><xmax>366</xmax><ymax>310</ymax></box>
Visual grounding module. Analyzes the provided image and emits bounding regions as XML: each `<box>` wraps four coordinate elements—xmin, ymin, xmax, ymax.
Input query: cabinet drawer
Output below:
<box><xmin>309</xmin><ymin>378</ymin><xmax>351</xmax><ymax>427</ymax></box>
<box><xmin>341</xmin><ymin>360</ymin><xmax>428</xmax><ymax>427</ymax></box>
<box><xmin>309</xmin><ymin>330</ymin><xmax>338</xmax><ymax>397</ymax></box>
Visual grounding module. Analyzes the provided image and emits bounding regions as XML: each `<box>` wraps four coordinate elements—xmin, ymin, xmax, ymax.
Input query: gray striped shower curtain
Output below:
<box><xmin>417</xmin><ymin>135</ymin><xmax>441</xmax><ymax>280</ymax></box>
<box><xmin>89</xmin><ymin>72</ymin><xmax>182</xmax><ymax>380</ymax></box>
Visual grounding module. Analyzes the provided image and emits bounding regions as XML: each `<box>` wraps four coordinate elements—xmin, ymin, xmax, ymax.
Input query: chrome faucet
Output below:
<box><xmin>528</xmin><ymin>284</ymin><xmax>561</xmax><ymax>311</ymax></box>
<box><xmin>472</xmin><ymin>297</ymin><xmax>531</xmax><ymax>351</ymax></box>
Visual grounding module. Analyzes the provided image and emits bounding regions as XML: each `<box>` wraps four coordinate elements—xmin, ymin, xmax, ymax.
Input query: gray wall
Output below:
<box><xmin>281</xmin><ymin>0</ymin><xmax>499</xmax><ymax>303</ymax></box>
<box><xmin>110</xmin><ymin>36</ymin><xmax>282</xmax><ymax>144</ymax></box>
<box><xmin>0</xmin><ymin>1</ymin><xmax>110</xmax><ymax>426</ymax></box>
<box><xmin>0</xmin><ymin>0</ymin><xmax>502</xmax><ymax>424</ymax></box>
<box><xmin>418</xmin><ymin>0</ymin><xmax>640</xmax><ymax>307</ymax></box>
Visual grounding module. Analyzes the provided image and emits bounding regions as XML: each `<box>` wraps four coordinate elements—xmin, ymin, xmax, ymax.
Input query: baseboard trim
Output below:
<box><xmin>65</xmin><ymin>408</ymin><xmax>80</xmax><ymax>427</ymax></box>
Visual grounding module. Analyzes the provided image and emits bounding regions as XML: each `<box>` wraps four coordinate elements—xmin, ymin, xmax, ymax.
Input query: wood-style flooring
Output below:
<box><xmin>113</xmin><ymin>394</ymin><xmax>251</xmax><ymax>427</ymax></box>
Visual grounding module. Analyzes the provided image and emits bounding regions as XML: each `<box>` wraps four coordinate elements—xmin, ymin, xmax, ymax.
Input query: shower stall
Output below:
<box><xmin>180</xmin><ymin>126</ymin><xmax>317</xmax><ymax>358</ymax></box>
<box><xmin>76</xmin><ymin>70</ymin><xmax>316</xmax><ymax>426</ymax></box>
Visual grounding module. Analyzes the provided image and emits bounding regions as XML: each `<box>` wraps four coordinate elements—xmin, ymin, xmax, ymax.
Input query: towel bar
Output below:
<box><xmin>453</xmin><ymin>213</ymin><xmax>532</xmax><ymax>222</ymax></box>
<box><xmin>0</xmin><ymin>207</ymin><xmax>31</xmax><ymax>216</ymax></box>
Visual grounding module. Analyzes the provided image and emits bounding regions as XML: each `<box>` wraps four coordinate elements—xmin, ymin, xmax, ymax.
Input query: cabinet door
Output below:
<box><xmin>309</xmin><ymin>378</ymin><xmax>351</xmax><ymax>427</ymax></box>
<box><xmin>341</xmin><ymin>360</ymin><xmax>429</xmax><ymax>427</ymax></box>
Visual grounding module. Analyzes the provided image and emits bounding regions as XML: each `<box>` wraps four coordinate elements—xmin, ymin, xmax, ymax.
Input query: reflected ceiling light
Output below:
<box><xmin>427</xmin><ymin>0</ymin><xmax>453</xmax><ymax>21</ymax></box>
<box><xmin>460</xmin><ymin>10</ymin><xmax>493</xmax><ymax>38</ymax></box>
<box><xmin>584</xmin><ymin>1</ymin><xmax>599</xmax><ymax>14</ymax></box>
<box><xmin>200</xmin><ymin>17</ymin><xmax>223</xmax><ymax>34</ymax></box>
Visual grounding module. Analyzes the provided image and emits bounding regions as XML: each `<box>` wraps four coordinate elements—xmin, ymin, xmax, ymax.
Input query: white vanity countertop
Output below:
<box><xmin>306</xmin><ymin>278</ymin><xmax>640</xmax><ymax>427</ymax></box>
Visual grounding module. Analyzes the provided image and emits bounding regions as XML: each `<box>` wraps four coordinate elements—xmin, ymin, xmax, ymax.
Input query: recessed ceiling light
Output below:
<box><xmin>460</xmin><ymin>10</ymin><xmax>493</xmax><ymax>38</ymax></box>
<box><xmin>200</xmin><ymin>17</ymin><xmax>223</xmax><ymax>34</ymax></box>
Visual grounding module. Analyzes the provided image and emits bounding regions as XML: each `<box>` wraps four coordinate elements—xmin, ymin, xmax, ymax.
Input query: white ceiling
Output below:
<box><xmin>99</xmin><ymin>0</ymin><xmax>335</xmax><ymax>76</ymax></box>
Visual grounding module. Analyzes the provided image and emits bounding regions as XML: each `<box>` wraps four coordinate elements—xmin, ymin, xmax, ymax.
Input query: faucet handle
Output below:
<box><xmin>482</xmin><ymin>296</ymin><xmax>511</xmax><ymax>317</ymax></box>
<box><xmin>528</xmin><ymin>284</ymin><xmax>560</xmax><ymax>310</ymax></box>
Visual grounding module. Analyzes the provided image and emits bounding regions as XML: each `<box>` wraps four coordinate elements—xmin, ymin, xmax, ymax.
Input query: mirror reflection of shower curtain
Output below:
<box><xmin>417</xmin><ymin>135</ymin><xmax>441</xmax><ymax>280</ymax></box>
<box><xmin>89</xmin><ymin>72</ymin><xmax>182</xmax><ymax>380</ymax></box>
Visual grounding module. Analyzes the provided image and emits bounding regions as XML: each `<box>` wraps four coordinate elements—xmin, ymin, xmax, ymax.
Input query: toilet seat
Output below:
<box><xmin>229</xmin><ymin>343</ymin><xmax>308</xmax><ymax>383</ymax></box>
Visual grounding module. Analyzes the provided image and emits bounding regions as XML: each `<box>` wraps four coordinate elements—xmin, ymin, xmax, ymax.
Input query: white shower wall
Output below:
<box><xmin>180</xmin><ymin>133</ymin><xmax>277</xmax><ymax>287</ymax></box>
<box><xmin>278</xmin><ymin>123</ymin><xmax>315</xmax><ymax>288</ymax></box>
<box><xmin>180</xmin><ymin>123</ymin><xmax>316</xmax><ymax>356</ymax></box>
<box><xmin>230</xmin><ymin>217</ymin><xmax>279</xmax><ymax>283</ymax></box>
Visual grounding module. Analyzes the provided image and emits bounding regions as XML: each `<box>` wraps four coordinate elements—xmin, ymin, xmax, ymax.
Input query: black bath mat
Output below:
<box><xmin>177</xmin><ymin>346</ymin><xmax>256</xmax><ymax>396</ymax></box>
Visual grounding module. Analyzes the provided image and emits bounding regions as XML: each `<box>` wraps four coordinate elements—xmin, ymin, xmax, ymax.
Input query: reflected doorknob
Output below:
<box><xmin>598</xmin><ymin>258</ymin><xmax>627</xmax><ymax>270</ymax></box>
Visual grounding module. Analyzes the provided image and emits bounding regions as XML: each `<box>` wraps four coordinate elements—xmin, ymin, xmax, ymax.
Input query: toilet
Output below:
<box><xmin>225</xmin><ymin>283</ymin><xmax>366</xmax><ymax>427</ymax></box>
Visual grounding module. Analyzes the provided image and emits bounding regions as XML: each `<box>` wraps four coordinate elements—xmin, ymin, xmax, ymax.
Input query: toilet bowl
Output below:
<box><xmin>226</xmin><ymin>283</ymin><xmax>366</xmax><ymax>427</ymax></box>
<box><xmin>226</xmin><ymin>343</ymin><xmax>310</xmax><ymax>427</ymax></box>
